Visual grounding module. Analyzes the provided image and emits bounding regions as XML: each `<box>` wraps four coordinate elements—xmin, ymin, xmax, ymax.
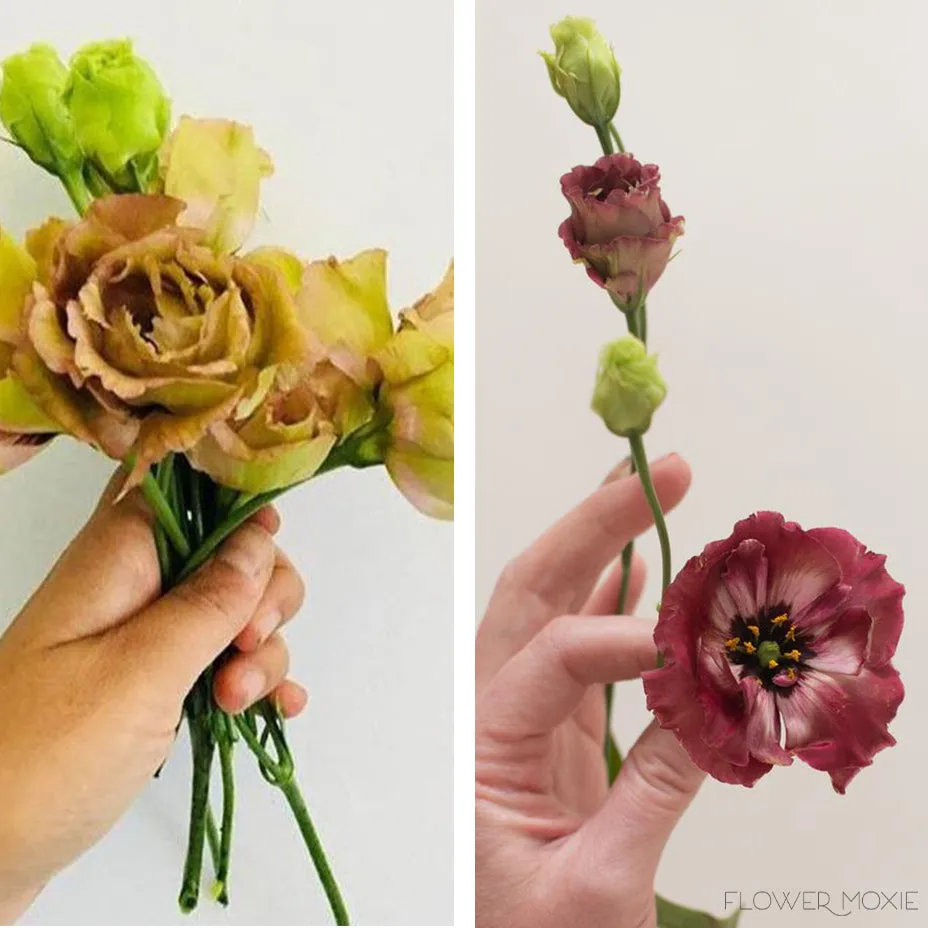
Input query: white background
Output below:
<box><xmin>0</xmin><ymin>1</ymin><xmax>452</xmax><ymax>925</ymax></box>
<box><xmin>478</xmin><ymin>1</ymin><xmax>926</xmax><ymax>924</ymax></box>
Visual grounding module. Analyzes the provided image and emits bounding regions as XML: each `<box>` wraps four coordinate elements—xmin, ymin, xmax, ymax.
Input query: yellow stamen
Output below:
<box><xmin>767</xmin><ymin>659</ymin><xmax>779</xmax><ymax>669</ymax></box>
<box><xmin>771</xmin><ymin>614</ymin><xmax>789</xmax><ymax>626</ymax></box>
<box><xmin>785</xmin><ymin>625</ymin><xmax>797</xmax><ymax>641</ymax></box>
<box><xmin>747</xmin><ymin>625</ymin><xmax>760</xmax><ymax>638</ymax></box>
<box><xmin>725</xmin><ymin>637</ymin><xmax>741</xmax><ymax>651</ymax></box>
<box><xmin>786</xmin><ymin>667</ymin><xmax>797</xmax><ymax>681</ymax></box>
<box><xmin>783</xmin><ymin>649</ymin><xmax>801</xmax><ymax>661</ymax></box>
<box><xmin>744</xmin><ymin>641</ymin><xmax>756</xmax><ymax>654</ymax></box>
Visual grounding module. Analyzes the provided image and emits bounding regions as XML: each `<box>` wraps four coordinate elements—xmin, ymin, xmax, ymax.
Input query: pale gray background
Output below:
<box><xmin>479</xmin><ymin>1</ymin><xmax>925</xmax><ymax>923</ymax></box>
<box><xmin>0</xmin><ymin>0</ymin><xmax>452</xmax><ymax>925</ymax></box>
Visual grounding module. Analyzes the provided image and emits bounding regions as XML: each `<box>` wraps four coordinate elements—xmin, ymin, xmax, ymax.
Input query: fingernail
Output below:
<box><xmin>239</xmin><ymin>667</ymin><xmax>266</xmax><ymax>705</ymax></box>
<box><xmin>253</xmin><ymin>608</ymin><xmax>281</xmax><ymax>645</ymax></box>
<box><xmin>654</xmin><ymin>452</ymin><xmax>678</xmax><ymax>465</ymax></box>
<box><xmin>603</xmin><ymin>456</ymin><xmax>633</xmax><ymax>485</ymax></box>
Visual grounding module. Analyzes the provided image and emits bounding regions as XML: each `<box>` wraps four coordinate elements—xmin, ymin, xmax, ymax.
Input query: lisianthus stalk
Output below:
<box><xmin>146</xmin><ymin>453</ymin><xmax>350</xmax><ymax>924</ymax></box>
<box><xmin>545</xmin><ymin>17</ymin><xmax>735</xmax><ymax>919</ymax></box>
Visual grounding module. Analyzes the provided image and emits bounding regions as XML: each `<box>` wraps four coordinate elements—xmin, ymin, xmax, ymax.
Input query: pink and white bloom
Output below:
<box><xmin>558</xmin><ymin>153</ymin><xmax>684</xmax><ymax>308</ymax></box>
<box><xmin>643</xmin><ymin>512</ymin><xmax>904</xmax><ymax>793</ymax></box>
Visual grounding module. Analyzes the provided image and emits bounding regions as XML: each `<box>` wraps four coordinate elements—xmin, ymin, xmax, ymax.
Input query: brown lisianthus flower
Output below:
<box><xmin>14</xmin><ymin>193</ymin><xmax>309</xmax><ymax>486</ymax></box>
<box><xmin>559</xmin><ymin>153</ymin><xmax>684</xmax><ymax>308</ymax></box>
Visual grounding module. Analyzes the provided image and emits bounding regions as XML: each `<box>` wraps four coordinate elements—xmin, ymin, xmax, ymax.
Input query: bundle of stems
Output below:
<box><xmin>141</xmin><ymin>453</ymin><xmax>350</xmax><ymax>924</ymax></box>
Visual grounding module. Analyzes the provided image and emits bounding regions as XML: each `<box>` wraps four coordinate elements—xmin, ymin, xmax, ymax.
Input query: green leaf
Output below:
<box><xmin>656</xmin><ymin>895</ymin><xmax>742</xmax><ymax>928</ymax></box>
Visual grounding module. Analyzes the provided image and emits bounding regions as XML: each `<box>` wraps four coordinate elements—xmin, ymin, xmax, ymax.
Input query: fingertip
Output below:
<box><xmin>274</xmin><ymin>680</ymin><xmax>309</xmax><ymax>718</ymax></box>
<box><xmin>251</xmin><ymin>505</ymin><xmax>281</xmax><ymax>535</ymax></box>
<box><xmin>215</xmin><ymin>521</ymin><xmax>277</xmax><ymax>584</ymax></box>
<box><xmin>601</xmin><ymin>456</ymin><xmax>633</xmax><ymax>486</ymax></box>
<box><xmin>651</xmin><ymin>453</ymin><xmax>692</xmax><ymax>497</ymax></box>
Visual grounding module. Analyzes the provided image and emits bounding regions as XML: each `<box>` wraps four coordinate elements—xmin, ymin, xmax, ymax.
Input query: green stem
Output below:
<box><xmin>278</xmin><ymin>777</ymin><xmax>350</xmax><ymax>926</ymax></box>
<box><xmin>609</xmin><ymin>122</ymin><xmax>626</xmax><ymax>153</ymax></box>
<box><xmin>140</xmin><ymin>471</ymin><xmax>191</xmax><ymax>559</ymax></box>
<box><xmin>206</xmin><ymin>807</ymin><xmax>221</xmax><ymax>874</ymax></box>
<box><xmin>60</xmin><ymin>169</ymin><xmax>93</xmax><ymax>215</ymax></box>
<box><xmin>213</xmin><ymin>736</ymin><xmax>235</xmax><ymax>906</ymax></box>
<box><xmin>627</xmin><ymin>433</ymin><xmax>672</xmax><ymax>594</ymax></box>
<box><xmin>179</xmin><ymin>712</ymin><xmax>215</xmax><ymax>913</ymax></box>
<box><xmin>594</xmin><ymin>122</ymin><xmax>614</xmax><ymax>155</ymax></box>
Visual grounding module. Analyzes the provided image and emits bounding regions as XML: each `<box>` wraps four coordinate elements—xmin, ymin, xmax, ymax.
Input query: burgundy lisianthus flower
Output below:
<box><xmin>642</xmin><ymin>512</ymin><xmax>904</xmax><ymax>794</ymax></box>
<box><xmin>558</xmin><ymin>153</ymin><xmax>684</xmax><ymax>307</ymax></box>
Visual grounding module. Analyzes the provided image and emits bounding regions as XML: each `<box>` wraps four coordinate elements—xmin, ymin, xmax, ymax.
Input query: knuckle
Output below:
<box><xmin>495</xmin><ymin>557</ymin><xmax>524</xmax><ymax>597</ymax></box>
<box><xmin>286</xmin><ymin>565</ymin><xmax>307</xmax><ymax>609</ymax></box>
<box><xmin>623</xmin><ymin>747</ymin><xmax>699</xmax><ymax>815</ymax></box>
<box><xmin>539</xmin><ymin>615</ymin><xmax>578</xmax><ymax>677</ymax></box>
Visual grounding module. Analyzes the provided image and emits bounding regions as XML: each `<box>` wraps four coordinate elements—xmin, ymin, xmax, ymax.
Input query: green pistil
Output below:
<box><xmin>756</xmin><ymin>639</ymin><xmax>782</xmax><ymax>669</ymax></box>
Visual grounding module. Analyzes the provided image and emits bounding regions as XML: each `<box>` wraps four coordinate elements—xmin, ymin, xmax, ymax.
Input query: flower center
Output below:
<box><xmin>723</xmin><ymin>605</ymin><xmax>813</xmax><ymax>691</ymax></box>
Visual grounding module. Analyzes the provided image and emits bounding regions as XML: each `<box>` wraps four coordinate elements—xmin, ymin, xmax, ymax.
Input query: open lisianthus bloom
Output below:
<box><xmin>559</xmin><ymin>153</ymin><xmax>684</xmax><ymax>307</ymax></box>
<box><xmin>0</xmin><ymin>190</ymin><xmax>310</xmax><ymax>487</ymax></box>
<box><xmin>643</xmin><ymin>512</ymin><xmax>904</xmax><ymax>793</ymax></box>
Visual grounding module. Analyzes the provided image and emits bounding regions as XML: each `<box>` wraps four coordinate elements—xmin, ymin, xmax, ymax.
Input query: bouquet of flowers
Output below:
<box><xmin>542</xmin><ymin>16</ymin><xmax>903</xmax><ymax>926</ymax></box>
<box><xmin>0</xmin><ymin>38</ymin><xmax>453</xmax><ymax>924</ymax></box>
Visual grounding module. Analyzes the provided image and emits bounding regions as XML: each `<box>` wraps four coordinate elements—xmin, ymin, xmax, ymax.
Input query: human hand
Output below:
<box><xmin>476</xmin><ymin>454</ymin><xmax>702</xmax><ymax>928</ymax></box>
<box><xmin>0</xmin><ymin>472</ymin><xmax>307</xmax><ymax>922</ymax></box>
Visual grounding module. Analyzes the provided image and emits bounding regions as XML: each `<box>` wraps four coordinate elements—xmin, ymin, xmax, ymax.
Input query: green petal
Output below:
<box><xmin>0</xmin><ymin>228</ymin><xmax>37</xmax><ymax>343</ymax></box>
<box><xmin>189</xmin><ymin>427</ymin><xmax>336</xmax><ymax>494</ymax></box>
<box><xmin>160</xmin><ymin>117</ymin><xmax>273</xmax><ymax>254</ymax></box>
<box><xmin>247</xmin><ymin>246</ymin><xmax>305</xmax><ymax>294</ymax></box>
<box><xmin>297</xmin><ymin>249</ymin><xmax>394</xmax><ymax>383</ymax></box>
<box><xmin>386</xmin><ymin>441</ymin><xmax>453</xmax><ymax>521</ymax></box>
<box><xmin>0</xmin><ymin>374</ymin><xmax>62</xmax><ymax>433</ymax></box>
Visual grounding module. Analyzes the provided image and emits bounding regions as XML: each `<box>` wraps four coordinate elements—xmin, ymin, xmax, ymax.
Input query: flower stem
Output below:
<box><xmin>140</xmin><ymin>471</ymin><xmax>191</xmax><ymax>559</ymax></box>
<box><xmin>627</xmin><ymin>432</ymin><xmax>672</xmax><ymax>594</ymax></box>
<box><xmin>278</xmin><ymin>776</ymin><xmax>350</xmax><ymax>926</ymax></box>
<box><xmin>609</xmin><ymin>122</ymin><xmax>626</xmax><ymax>153</ymax></box>
<box><xmin>594</xmin><ymin>122</ymin><xmax>615</xmax><ymax>155</ymax></box>
<box><xmin>179</xmin><ymin>708</ymin><xmax>215</xmax><ymax>913</ymax></box>
<box><xmin>213</xmin><ymin>735</ymin><xmax>235</xmax><ymax>906</ymax></box>
<box><xmin>60</xmin><ymin>169</ymin><xmax>93</xmax><ymax>216</ymax></box>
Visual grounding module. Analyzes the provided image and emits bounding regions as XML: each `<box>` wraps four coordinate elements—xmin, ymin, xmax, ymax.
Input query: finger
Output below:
<box><xmin>477</xmin><ymin>454</ymin><xmax>691</xmax><ymax>684</ymax></box>
<box><xmin>14</xmin><ymin>482</ymin><xmax>160</xmax><ymax>644</ymax></box>
<box><xmin>580</xmin><ymin>720</ymin><xmax>704</xmax><ymax>882</ymax></box>
<box><xmin>121</xmin><ymin>520</ymin><xmax>276</xmax><ymax>691</ymax></box>
<box><xmin>250</xmin><ymin>504</ymin><xmax>281</xmax><ymax>536</ymax></box>
<box><xmin>234</xmin><ymin>549</ymin><xmax>304</xmax><ymax>653</ymax></box>
<box><xmin>581</xmin><ymin>552</ymin><xmax>647</xmax><ymax>616</ymax></box>
<box><xmin>213</xmin><ymin>634</ymin><xmax>291</xmax><ymax>713</ymax></box>
<box><xmin>477</xmin><ymin>615</ymin><xmax>658</xmax><ymax>742</ymax></box>
<box><xmin>600</xmin><ymin>456</ymin><xmax>633</xmax><ymax>485</ymax></box>
<box><xmin>272</xmin><ymin>679</ymin><xmax>310</xmax><ymax>719</ymax></box>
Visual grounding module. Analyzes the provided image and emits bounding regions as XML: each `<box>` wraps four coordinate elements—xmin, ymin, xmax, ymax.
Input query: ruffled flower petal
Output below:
<box><xmin>160</xmin><ymin>117</ymin><xmax>273</xmax><ymax>255</ymax></box>
<box><xmin>778</xmin><ymin>665</ymin><xmax>904</xmax><ymax>794</ymax></box>
<box><xmin>297</xmin><ymin>249</ymin><xmax>394</xmax><ymax>385</ymax></box>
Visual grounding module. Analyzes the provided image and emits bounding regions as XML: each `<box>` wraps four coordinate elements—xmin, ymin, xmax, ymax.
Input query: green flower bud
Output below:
<box><xmin>65</xmin><ymin>39</ymin><xmax>170</xmax><ymax>189</ymax></box>
<box><xmin>591</xmin><ymin>335</ymin><xmax>666</xmax><ymax>437</ymax></box>
<box><xmin>540</xmin><ymin>16</ymin><xmax>621</xmax><ymax>128</ymax></box>
<box><xmin>0</xmin><ymin>44</ymin><xmax>81</xmax><ymax>173</ymax></box>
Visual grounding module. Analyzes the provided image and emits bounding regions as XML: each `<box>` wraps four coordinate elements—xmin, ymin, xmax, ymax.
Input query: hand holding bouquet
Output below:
<box><xmin>0</xmin><ymin>38</ymin><xmax>453</xmax><ymax>923</ymax></box>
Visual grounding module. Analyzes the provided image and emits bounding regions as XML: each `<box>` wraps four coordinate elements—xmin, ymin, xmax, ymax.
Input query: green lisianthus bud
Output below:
<box><xmin>0</xmin><ymin>44</ymin><xmax>81</xmax><ymax>173</ymax></box>
<box><xmin>540</xmin><ymin>16</ymin><xmax>621</xmax><ymax>128</ymax></box>
<box><xmin>65</xmin><ymin>39</ymin><xmax>170</xmax><ymax>189</ymax></box>
<box><xmin>592</xmin><ymin>335</ymin><xmax>666</xmax><ymax>437</ymax></box>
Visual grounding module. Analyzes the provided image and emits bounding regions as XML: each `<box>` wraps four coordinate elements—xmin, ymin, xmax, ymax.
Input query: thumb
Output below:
<box><xmin>117</xmin><ymin>520</ymin><xmax>277</xmax><ymax>694</ymax></box>
<box><xmin>581</xmin><ymin>720</ymin><xmax>705</xmax><ymax>883</ymax></box>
